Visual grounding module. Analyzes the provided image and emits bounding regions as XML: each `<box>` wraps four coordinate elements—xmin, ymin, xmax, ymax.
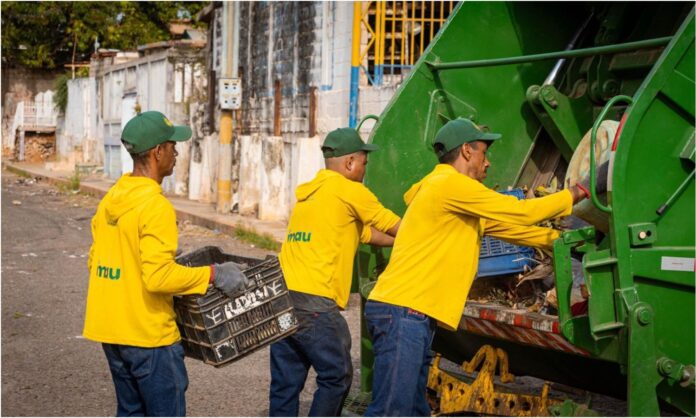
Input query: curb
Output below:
<box><xmin>5</xmin><ymin>163</ymin><xmax>109</xmax><ymax>199</ymax></box>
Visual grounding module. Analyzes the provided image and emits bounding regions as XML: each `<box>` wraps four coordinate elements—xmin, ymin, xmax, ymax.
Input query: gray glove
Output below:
<box><xmin>212</xmin><ymin>262</ymin><xmax>250</xmax><ymax>297</ymax></box>
<box><xmin>577</xmin><ymin>160</ymin><xmax>610</xmax><ymax>198</ymax></box>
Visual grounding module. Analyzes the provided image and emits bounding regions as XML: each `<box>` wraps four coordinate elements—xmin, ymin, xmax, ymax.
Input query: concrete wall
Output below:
<box><xmin>237</xmin><ymin>134</ymin><xmax>323</xmax><ymax>222</ymax></box>
<box><xmin>237</xmin><ymin>2</ymin><xmax>322</xmax><ymax>136</ymax></box>
<box><xmin>238</xmin><ymin>134</ymin><xmax>263</xmax><ymax>216</ymax></box>
<box><xmin>201</xmin><ymin>2</ymin><xmax>342</xmax><ymax>221</ymax></box>
<box><xmin>1</xmin><ymin>67</ymin><xmax>61</xmax><ymax>156</ymax></box>
<box><xmin>316</xmin><ymin>2</ymin><xmax>353</xmax><ymax>132</ymax></box>
<box><xmin>92</xmin><ymin>46</ymin><xmax>206</xmax><ymax>194</ymax></box>
<box><xmin>356</xmin><ymin>85</ymin><xmax>399</xmax><ymax>137</ymax></box>
<box><xmin>196</xmin><ymin>1</ymin><xmax>396</xmax><ymax>222</ymax></box>
<box><xmin>57</xmin><ymin>77</ymin><xmax>98</xmax><ymax>166</ymax></box>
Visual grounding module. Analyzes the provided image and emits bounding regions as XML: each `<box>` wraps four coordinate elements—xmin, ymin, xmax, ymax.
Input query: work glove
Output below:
<box><xmin>211</xmin><ymin>262</ymin><xmax>250</xmax><ymax>297</ymax></box>
<box><xmin>576</xmin><ymin>160</ymin><xmax>610</xmax><ymax>199</ymax></box>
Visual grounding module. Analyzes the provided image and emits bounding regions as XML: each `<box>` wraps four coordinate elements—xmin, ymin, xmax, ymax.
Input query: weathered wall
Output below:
<box><xmin>238</xmin><ymin>134</ymin><xmax>263</xmax><ymax>216</ymax></box>
<box><xmin>201</xmin><ymin>2</ymin><xmax>394</xmax><ymax>221</ymax></box>
<box><xmin>237</xmin><ymin>2</ymin><xmax>322</xmax><ymax>136</ymax></box>
<box><xmin>1</xmin><ymin>67</ymin><xmax>61</xmax><ymax>156</ymax></box>
<box><xmin>92</xmin><ymin>46</ymin><xmax>206</xmax><ymax>194</ymax></box>
<box><xmin>58</xmin><ymin>77</ymin><xmax>98</xmax><ymax>165</ymax></box>
<box><xmin>210</xmin><ymin>2</ymin><xmax>326</xmax><ymax>221</ymax></box>
<box><xmin>356</xmin><ymin>85</ymin><xmax>399</xmax><ymax>137</ymax></box>
<box><xmin>315</xmin><ymin>2</ymin><xmax>353</xmax><ymax>133</ymax></box>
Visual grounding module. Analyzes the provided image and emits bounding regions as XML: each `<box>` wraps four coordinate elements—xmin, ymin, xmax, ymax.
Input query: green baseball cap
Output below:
<box><xmin>432</xmin><ymin>118</ymin><xmax>501</xmax><ymax>158</ymax></box>
<box><xmin>121</xmin><ymin>111</ymin><xmax>192</xmax><ymax>154</ymax></box>
<box><xmin>321</xmin><ymin>128</ymin><xmax>379</xmax><ymax>158</ymax></box>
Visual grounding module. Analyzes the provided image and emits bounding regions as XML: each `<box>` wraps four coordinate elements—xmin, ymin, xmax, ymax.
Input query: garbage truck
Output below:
<box><xmin>355</xmin><ymin>2</ymin><xmax>695</xmax><ymax>416</ymax></box>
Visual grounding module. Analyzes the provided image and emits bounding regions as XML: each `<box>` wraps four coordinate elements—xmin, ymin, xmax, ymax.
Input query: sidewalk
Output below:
<box><xmin>2</xmin><ymin>161</ymin><xmax>288</xmax><ymax>245</ymax></box>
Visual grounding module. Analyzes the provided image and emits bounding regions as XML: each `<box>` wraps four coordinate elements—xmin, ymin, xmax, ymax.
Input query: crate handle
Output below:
<box><xmin>251</xmin><ymin>272</ymin><xmax>264</xmax><ymax>287</ymax></box>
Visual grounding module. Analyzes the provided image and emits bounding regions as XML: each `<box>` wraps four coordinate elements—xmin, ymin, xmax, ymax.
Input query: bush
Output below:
<box><xmin>53</xmin><ymin>73</ymin><xmax>70</xmax><ymax>114</ymax></box>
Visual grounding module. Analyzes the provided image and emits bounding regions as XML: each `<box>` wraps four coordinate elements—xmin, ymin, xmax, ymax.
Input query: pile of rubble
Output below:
<box><xmin>17</xmin><ymin>133</ymin><xmax>56</xmax><ymax>163</ymax></box>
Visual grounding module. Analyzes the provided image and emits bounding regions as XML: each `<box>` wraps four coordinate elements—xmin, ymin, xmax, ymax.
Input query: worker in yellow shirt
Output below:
<box><xmin>365</xmin><ymin>118</ymin><xmax>589</xmax><ymax>416</ymax></box>
<box><xmin>270</xmin><ymin>128</ymin><xmax>401</xmax><ymax>416</ymax></box>
<box><xmin>83</xmin><ymin>111</ymin><xmax>249</xmax><ymax>416</ymax></box>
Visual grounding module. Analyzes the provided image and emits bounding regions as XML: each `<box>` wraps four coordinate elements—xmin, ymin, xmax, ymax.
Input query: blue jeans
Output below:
<box><xmin>269</xmin><ymin>310</ymin><xmax>353</xmax><ymax>416</ymax></box>
<box><xmin>102</xmin><ymin>342</ymin><xmax>188</xmax><ymax>417</ymax></box>
<box><xmin>364</xmin><ymin>300</ymin><xmax>436</xmax><ymax>417</ymax></box>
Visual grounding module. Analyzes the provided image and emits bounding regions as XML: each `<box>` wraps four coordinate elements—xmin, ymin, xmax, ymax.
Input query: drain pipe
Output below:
<box><xmin>217</xmin><ymin>2</ymin><xmax>239</xmax><ymax>213</ymax></box>
<box><xmin>349</xmin><ymin>1</ymin><xmax>361</xmax><ymax>128</ymax></box>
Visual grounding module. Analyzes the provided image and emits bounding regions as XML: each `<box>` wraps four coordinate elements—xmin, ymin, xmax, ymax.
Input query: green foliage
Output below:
<box><xmin>53</xmin><ymin>73</ymin><xmax>70</xmax><ymax>113</ymax></box>
<box><xmin>1</xmin><ymin>1</ymin><xmax>209</xmax><ymax>69</ymax></box>
<box><xmin>68</xmin><ymin>170</ymin><xmax>81</xmax><ymax>191</ymax></box>
<box><xmin>55</xmin><ymin>170</ymin><xmax>81</xmax><ymax>193</ymax></box>
<box><xmin>234</xmin><ymin>226</ymin><xmax>281</xmax><ymax>252</ymax></box>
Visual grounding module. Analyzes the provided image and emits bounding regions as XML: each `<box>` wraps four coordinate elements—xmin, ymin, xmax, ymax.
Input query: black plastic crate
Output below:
<box><xmin>174</xmin><ymin>246</ymin><xmax>298</xmax><ymax>367</ymax></box>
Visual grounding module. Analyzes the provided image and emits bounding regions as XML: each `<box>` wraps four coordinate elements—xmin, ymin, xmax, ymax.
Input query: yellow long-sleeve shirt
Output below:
<box><xmin>368</xmin><ymin>164</ymin><xmax>572</xmax><ymax>330</ymax></box>
<box><xmin>83</xmin><ymin>174</ymin><xmax>210</xmax><ymax>347</ymax></box>
<box><xmin>280</xmin><ymin>169</ymin><xmax>400</xmax><ymax>309</ymax></box>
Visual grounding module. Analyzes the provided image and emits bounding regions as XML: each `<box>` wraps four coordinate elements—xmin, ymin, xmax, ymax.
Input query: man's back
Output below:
<box><xmin>369</xmin><ymin>163</ymin><xmax>573</xmax><ymax>329</ymax></box>
<box><xmin>84</xmin><ymin>174</ymin><xmax>209</xmax><ymax>347</ymax></box>
<box><xmin>280</xmin><ymin>169</ymin><xmax>398</xmax><ymax>309</ymax></box>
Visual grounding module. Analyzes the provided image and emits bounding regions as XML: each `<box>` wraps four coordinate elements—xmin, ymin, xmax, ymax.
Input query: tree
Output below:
<box><xmin>1</xmin><ymin>1</ymin><xmax>208</xmax><ymax>69</ymax></box>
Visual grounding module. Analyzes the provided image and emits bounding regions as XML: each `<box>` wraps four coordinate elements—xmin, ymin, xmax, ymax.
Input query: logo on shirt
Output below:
<box><xmin>286</xmin><ymin>231</ymin><xmax>312</xmax><ymax>242</ymax></box>
<box><xmin>97</xmin><ymin>264</ymin><xmax>121</xmax><ymax>280</ymax></box>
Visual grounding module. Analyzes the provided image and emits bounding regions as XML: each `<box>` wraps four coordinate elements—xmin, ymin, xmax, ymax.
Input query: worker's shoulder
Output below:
<box><xmin>138</xmin><ymin>192</ymin><xmax>175</xmax><ymax>216</ymax></box>
<box><xmin>329</xmin><ymin>174</ymin><xmax>375</xmax><ymax>197</ymax></box>
<box><xmin>424</xmin><ymin>169</ymin><xmax>479</xmax><ymax>190</ymax></box>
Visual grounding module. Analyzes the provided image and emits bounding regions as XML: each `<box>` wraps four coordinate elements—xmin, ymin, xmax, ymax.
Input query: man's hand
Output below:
<box><xmin>573</xmin><ymin>161</ymin><xmax>610</xmax><ymax>204</ymax></box>
<box><xmin>211</xmin><ymin>262</ymin><xmax>250</xmax><ymax>297</ymax></box>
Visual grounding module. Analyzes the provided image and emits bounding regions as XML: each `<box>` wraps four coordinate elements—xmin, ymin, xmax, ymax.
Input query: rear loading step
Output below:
<box><xmin>461</xmin><ymin>302</ymin><xmax>589</xmax><ymax>356</ymax></box>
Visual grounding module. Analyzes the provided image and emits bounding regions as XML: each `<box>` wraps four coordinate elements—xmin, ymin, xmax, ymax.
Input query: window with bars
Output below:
<box><xmin>360</xmin><ymin>1</ymin><xmax>457</xmax><ymax>86</ymax></box>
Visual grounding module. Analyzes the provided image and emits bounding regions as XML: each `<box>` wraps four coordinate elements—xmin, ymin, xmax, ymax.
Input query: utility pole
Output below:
<box><xmin>217</xmin><ymin>2</ymin><xmax>241</xmax><ymax>213</ymax></box>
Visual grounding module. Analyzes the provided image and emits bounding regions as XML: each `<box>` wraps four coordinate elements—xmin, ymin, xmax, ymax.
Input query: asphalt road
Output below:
<box><xmin>1</xmin><ymin>170</ymin><xmax>364</xmax><ymax>416</ymax></box>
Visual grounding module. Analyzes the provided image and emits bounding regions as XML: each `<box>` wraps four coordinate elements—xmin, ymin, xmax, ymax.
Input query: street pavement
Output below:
<box><xmin>3</xmin><ymin>161</ymin><xmax>289</xmax><ymax>245</ymax></box>
<box><xmin>0</xmin><ymin>169</ymin><xmax>364</xmax><ymax>416</ymax></box>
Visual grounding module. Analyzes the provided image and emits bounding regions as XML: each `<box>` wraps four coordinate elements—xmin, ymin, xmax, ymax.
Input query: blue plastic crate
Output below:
<box><xmin>477</xmin><ymin>189</ymin><xmax>536</xmax><ymax>278</ymax></box>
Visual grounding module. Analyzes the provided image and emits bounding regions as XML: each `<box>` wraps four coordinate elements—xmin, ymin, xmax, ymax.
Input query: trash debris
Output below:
<box><xmin>469</xmin><ymin>248</ymin><xmax>588</xmax><ymax>315</ymax></box>
<box><xmin>12</xmin><ymin>200</ymin><xmax>21</xmax><ymax>205</ymax></box>
<box><xmin>465</xmin><ymin>184</ymin><xmax>591</xmax><ymax>315</ymax></box>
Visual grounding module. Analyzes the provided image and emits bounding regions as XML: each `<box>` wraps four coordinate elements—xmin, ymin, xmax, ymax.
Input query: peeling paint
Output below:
<box><xmin>238</xmin><ymin>134</ymin><xmax>263</xmax><ymax>216</ymax></box>
<box><xmin>259</xmin><ymin>136</ymin><xmax>289</xmax><ymax>221</ymax></box>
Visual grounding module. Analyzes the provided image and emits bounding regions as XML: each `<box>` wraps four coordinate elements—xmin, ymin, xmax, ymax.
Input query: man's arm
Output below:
<box><xmin>368</xmin><ymin>227</ymin><xmax>396</xmax><ymax>247</ymax></box>
<box><xmin>139</xmin><ymin>198</ymin><xmax>210</xmax><ymax>295</ymax></box>
<box><xmin>483</xmin><ymin>219</ymin><xmax>561</xmax><ymax>251</ymax></box>
<box><xmin>385</xmin><ymin>220</ymin><xmax>400</xmax><ymax>237</ymax></box>
<box><xmin>347</xmin><ymin>182</ymin><xmax>401</xmax><ymax>234</ymax></box>
<box><xmin>444</xmin><ymin>176</ymin><xmax>574</xmax><ymax>226</ymax></box>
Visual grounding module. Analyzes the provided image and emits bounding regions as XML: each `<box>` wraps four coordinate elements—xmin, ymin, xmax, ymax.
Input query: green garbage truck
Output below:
<box><xmin>356</xmin><ymin>2</ymin><xmax>694</xmax><ymax>416</ymax></box>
